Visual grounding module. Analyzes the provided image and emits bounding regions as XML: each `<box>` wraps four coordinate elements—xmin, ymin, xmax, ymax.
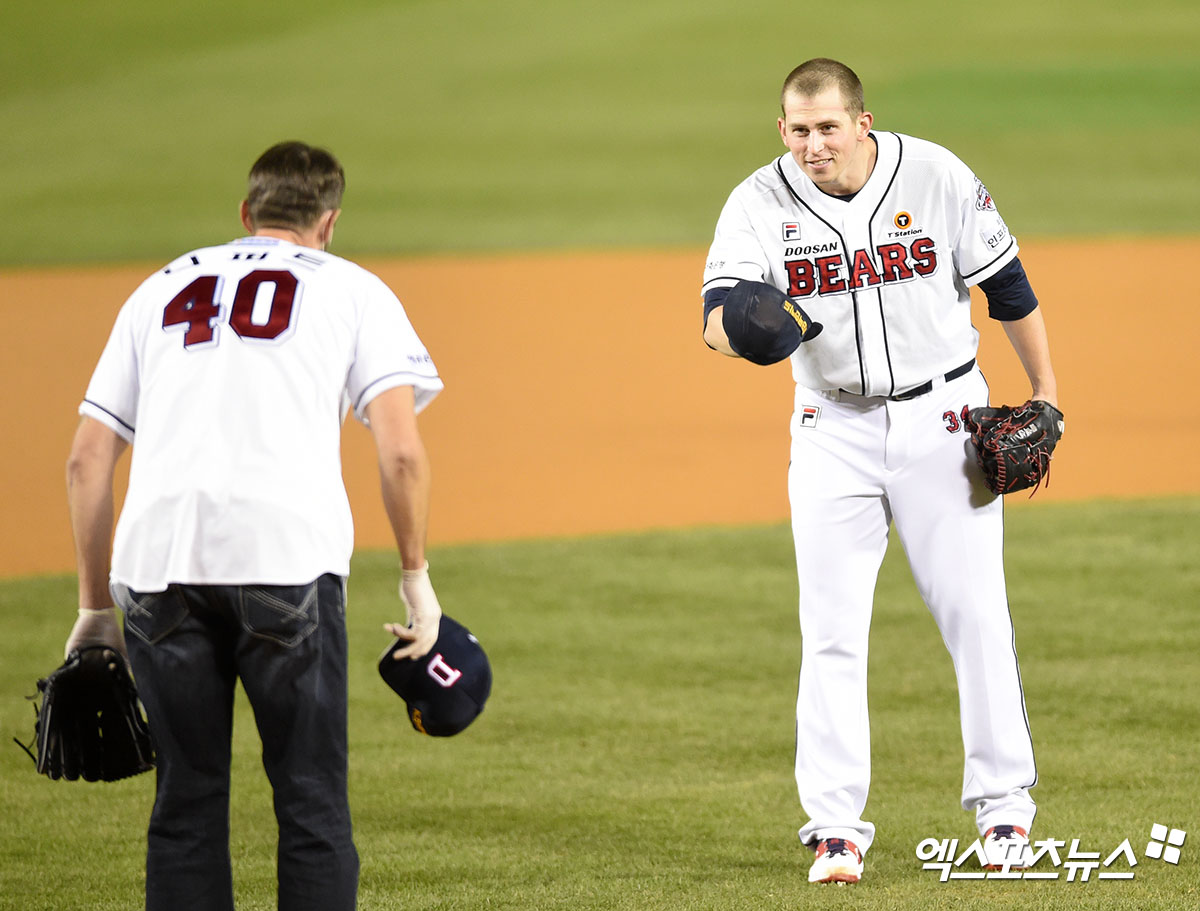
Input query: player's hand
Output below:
<box><xmin>64</xmin><ymin>606</ymin><xmax>128</xmax><ymax>662</ymax></box>
<box><xmin>383</xmin><ymin>562</ymin><xmax>443</xmax><ymax>661</ymax></box>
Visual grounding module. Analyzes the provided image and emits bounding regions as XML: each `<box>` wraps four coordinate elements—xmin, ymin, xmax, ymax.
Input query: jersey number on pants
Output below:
<box><xmin>942</xmin><ymin>406</ymin><xmax>971</xmax><ymax>434</ymax></box>
<box><xmin>162</xmin><ymin>270</ymin><xmax>299</xmax><ymax>348</ymax></box>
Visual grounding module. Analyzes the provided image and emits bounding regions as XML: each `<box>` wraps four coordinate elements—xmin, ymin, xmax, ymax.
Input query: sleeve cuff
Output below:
<box><xmin>961</xmin><ymin>239</ymin><xmax>1019</xmax><ymax>287</ymax></box>
<box><xmin>79</xmin><ymin>400</ymin><xmax>135</xmax><ymax>444</ymax></box>
<box><xmin>354</xmin><ymin>372</ymin><xmax>444</xmax><ymax>421</ymax></box>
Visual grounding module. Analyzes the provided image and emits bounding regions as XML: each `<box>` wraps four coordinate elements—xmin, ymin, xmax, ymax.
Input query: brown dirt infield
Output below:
<box><xmin>2</xmin><ymin>239</ymin><xmax>1196</xmax><ymax>578</ymax></box>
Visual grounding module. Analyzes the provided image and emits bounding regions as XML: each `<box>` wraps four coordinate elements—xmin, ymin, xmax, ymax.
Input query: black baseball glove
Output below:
<box><xmin>966</xmin><ymin>400</ymin><xmax>1065</xmax><ymax>496</ymax></box>
<box><xmin>16</xmin><ymin>646</ymin><xmax>154</xmax><ymax>782</ymax></box>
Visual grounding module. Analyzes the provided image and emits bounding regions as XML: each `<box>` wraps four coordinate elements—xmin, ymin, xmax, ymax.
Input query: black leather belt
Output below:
<box><xmin>887</xmin><ymin>358</ymin><xmax>976</xmax><ymax>401</ymax></box>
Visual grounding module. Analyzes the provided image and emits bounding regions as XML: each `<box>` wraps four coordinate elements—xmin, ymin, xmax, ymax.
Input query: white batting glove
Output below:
<box><xmin>64</xmin><ymin>606</ymin><xmax>128</xmax><ymax>662</ymax></box>
<box><xmin>383</xmin><ymin>562</ymin><xmax>443</xmax><ymax>662</ymax></box>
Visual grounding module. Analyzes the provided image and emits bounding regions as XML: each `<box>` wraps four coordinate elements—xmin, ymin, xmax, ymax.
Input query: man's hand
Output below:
<box><xmin>64</xmin><ymin>606</ymin><xmax>128</xmax><ymax>662</ymax></box>
<box><xmin>383</xmin><ymin>562</ymin><xmax>443</xmax><ymax>661</ymax></box>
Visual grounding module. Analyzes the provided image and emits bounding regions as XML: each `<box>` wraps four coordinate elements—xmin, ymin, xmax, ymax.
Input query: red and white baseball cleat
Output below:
<box><xmin>808</xmin><ymin>837</ymin><xmax>864</xmax><ymax>884</ymax></box>
<box><xmin>983</xmin><ymin>825</ymin><xmax>1032</xmax><ymax>870</ymax></box>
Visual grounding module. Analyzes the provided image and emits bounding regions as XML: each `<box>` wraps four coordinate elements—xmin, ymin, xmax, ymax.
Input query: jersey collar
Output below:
<box><xmin>232</xmin><ymin>236</ymin><xmax>287</xmax><ymax>246</ymax></box>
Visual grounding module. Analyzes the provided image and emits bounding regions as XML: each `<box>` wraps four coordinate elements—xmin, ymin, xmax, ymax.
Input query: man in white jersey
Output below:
<box><xmin>701</xmin><ymin>59</ymin><xmax>1061</xmax><ymax>884</ymax></box>
<box><xmin>63</xmin><ymin>141</ymin><xmax>445</xmax><ymax>911</ymax></box>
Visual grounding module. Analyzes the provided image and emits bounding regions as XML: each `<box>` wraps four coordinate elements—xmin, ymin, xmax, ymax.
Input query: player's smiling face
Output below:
<box><xmin>778</xmin><ymin>86</ymin><xmax>874</xmax><ymax>196</ymax></box>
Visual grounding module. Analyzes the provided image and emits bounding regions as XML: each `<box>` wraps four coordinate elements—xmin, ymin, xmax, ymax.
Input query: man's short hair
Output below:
<box><xmin>780</xmin><ymin>58</ymin><xmax>865</xmax><ymax>118</ymax></box>
<box><xmin>246</xmin><ymin>141</ymin><xmax>345</xmax><ymax>230</ymax></box>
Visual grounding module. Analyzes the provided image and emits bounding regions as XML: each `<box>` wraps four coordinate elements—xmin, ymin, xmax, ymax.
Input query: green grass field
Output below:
<box><xmin>2</xmin><ymin>498</ymin><xmax>1197</xmax><ymax>910</ymax></box>
<box><xmin>3</xmin><ymin>0</ymin><xmax>1199</xmax><ymax>266</ymax></box>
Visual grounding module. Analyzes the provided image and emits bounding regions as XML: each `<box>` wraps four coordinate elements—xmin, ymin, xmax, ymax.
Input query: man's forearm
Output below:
<box><xmin>66</xmin><ymin>420</ymin><xmax>126</xmax><ymax>611</ymax></box>
<box><xmin>703</xmin><ymin>305</ymin><xmax>739</xmax><ymax>357</ymax></box>
<box><xmin>377</xmin><ymin>435</ymin><xmax>431</xmax><ymax>571</ymax></box>
<box><xmin>1001</xmin><ymin>307</ymin><xmax>1058</xmax><ymax>408</ymax></box>
<box><xmin>68</xmin><ymin>472</ymin><xmax>116</xmax><ymax>610</ymax></box>
<box><xmin>365</xmin><ymin>385</ymin><xmax>434</xmax><ymax>571</ymax></box>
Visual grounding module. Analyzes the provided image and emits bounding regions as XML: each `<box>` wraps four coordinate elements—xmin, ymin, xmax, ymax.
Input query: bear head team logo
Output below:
<box><xmin>974</xmin><ymin>178</ymin><xmax>995</xmax><ymax>212</ymax></box>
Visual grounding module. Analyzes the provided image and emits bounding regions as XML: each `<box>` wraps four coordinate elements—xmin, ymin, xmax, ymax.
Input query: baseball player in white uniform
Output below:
<box><xmin>64</xmin><ymin>142</ymin><xmax>444</xmax><ymax>911</ymax></box>
<box><xmin>702</xmin><ymin>59</ymin><xmax>1060</xmax><ymax>884</ymax></box>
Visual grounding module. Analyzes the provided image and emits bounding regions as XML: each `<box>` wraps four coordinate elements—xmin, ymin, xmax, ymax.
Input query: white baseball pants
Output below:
<box><xmin>788</xmin><ymin>368</ymin><xmax>1036</xmax><ymax>855</ymax></box>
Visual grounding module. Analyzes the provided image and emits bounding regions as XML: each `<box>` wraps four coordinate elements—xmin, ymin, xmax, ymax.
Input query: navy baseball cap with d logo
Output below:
<box><xmin>378</xmin><ymin>614</ymin><xmax>492</xmax><ymax>736</ymax></box>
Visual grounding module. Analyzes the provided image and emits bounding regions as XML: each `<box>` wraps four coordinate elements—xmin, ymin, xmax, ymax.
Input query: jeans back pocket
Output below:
<box><xmin>237</xmin><ymin>581</ymin><xmax>319</xmax><ymax>648</ymax></box>
<box><xmin>114</xmin><ymin>585</ymin><xmax>191</xmax><ymax>646</ymax></box>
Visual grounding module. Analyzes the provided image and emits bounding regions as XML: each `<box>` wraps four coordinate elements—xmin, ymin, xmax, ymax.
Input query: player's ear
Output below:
<box><xmin>239</xmin><ymin>200</ymin><xmax>254</xmax><ymax>234</ymax></box>
<box><xmin>857</xmin><ymin>110</ymin><xmax>874</xmax><ymax>140</ymax></box>
<box><xmin>778</xmin><ymin>116</ymin><xmax>788</xmax><ymax>145</ymax></box>
<box><xmin>319</xmin><ymin>209</ymin><xmax>341</xmax><ymax>249</ymax></box>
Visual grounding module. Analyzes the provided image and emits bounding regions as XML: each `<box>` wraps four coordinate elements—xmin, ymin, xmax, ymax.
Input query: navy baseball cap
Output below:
<box><xmin>378</xmin><ymin>614</ymin><xmax>492</xmax><ymax>736</ymax></box>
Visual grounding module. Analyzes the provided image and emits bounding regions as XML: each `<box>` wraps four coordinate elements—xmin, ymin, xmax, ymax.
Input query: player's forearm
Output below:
<box><xmin>366</xmin><ymin>386</ymin><xmax>432</xmax><ymax>570</ymax></box>
<box><xmin>66</xmin><ymin>439</ymin><xmax>121</xmax><ymax>612</ymax></box>
<box><xmin>1001</xmin><ymin>307</ymin><xmax>1058</xmax><ymax>408</ymax></box>
<box><xmin>702</xmin><ymin>306</ymin><xmax>739</xmax><ymax>357</ymax></box>
<box><xmin>377</xmin><ymin>441</ymin><xmax>431</xmax><ymax>571</ymax></box>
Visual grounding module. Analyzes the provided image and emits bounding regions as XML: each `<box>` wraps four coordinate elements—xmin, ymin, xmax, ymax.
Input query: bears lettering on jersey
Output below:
<box><xmin>784</xmin><ymin>236</ymin><xmax>939</xmax><ymax>298</ymax></box>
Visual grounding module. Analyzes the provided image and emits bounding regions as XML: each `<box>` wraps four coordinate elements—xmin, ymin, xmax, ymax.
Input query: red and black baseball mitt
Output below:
<box><xmin>966</xmin><ymin>400</ymin><xmax>1065</xmax><ymax>496</ymax></box>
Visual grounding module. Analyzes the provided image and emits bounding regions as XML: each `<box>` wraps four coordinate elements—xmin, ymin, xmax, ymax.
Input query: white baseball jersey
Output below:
<box><xmin>81</xmin><ymin>236</ymin><xmax>443</xmax><ymax>592</ymax></box>
<box><xmin>703</xmin><ymin>131</ymin><xmax>1017</xmax><ymax>396</ymax></box>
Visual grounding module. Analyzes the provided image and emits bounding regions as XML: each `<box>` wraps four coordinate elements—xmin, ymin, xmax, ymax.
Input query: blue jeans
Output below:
<box><xmin>115</xmin><ymin>574</ymin><xmax>359</xmax><ymax>911</ymax></box>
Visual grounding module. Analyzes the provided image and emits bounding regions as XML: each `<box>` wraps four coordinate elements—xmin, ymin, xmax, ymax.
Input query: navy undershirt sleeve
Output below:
<box><xmin>703</xmin><ymin>286</ymin><xmax>731</xmax><ymax>326</ymax></box>
<box><xmin>701</xmin><ymin>287</ymin><xmax>732</xmax><ymax>350</ymax></box>
<box><xmin>979</xmin><ymin>257</ymin><xmax>1039</xmax><ymax>321</ymax></box>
